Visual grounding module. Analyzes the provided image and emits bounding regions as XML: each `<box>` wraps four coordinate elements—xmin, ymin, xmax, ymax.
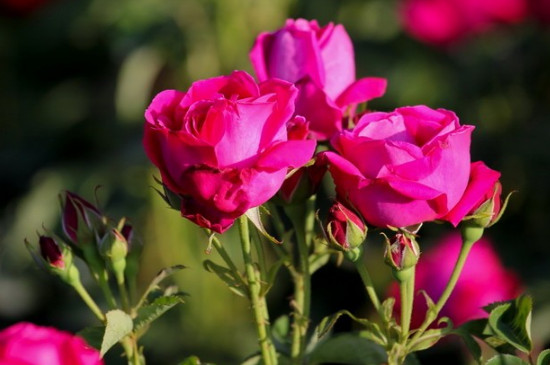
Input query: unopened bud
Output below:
<box><xmin>326</xmin><ymin>202</ymin><xmax>367</xmax><ymax>250</ymax></box>
<box><xmin>28</xmin><ymin>235</ymin><xmax>81</xmax><ymax>286</ymax></box>
<box><xmin>61</xmin><ymin>191</ymin><xmax>105</xmax><ymax>246</ymax></box>
<box><xmin>384</xmin><ymin>233</ymin><xmax>420</xmax><ymax>274</ymax></box>
<box><xmin>100</xmin><ymin>222</ymin><xmax>129</xmax><ymax>283</ymax></box>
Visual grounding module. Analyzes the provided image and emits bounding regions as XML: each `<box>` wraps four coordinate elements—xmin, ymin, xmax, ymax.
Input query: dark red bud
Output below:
<box><xmin>39</xmin><ymin>236</ymin><xmax>64</xmax><ymax>268</ymax></box>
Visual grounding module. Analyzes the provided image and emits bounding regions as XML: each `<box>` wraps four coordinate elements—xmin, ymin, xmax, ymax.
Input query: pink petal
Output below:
<box><xmin>443</xmin><ymin>161</ymin><xmax>501</xmax><ymax>226</ymax></box>
<box><xmin>256</xmin><ymin>140</ymin><xmax>316</xmax><ymax>171</ymax></box>
<box><xmin>335</xmin><ymin>77</ymin><xmax>387</xmax><ymax>108</ymax></box>
<box><xmin>319</xmin><ymin>24</ymin><xmax>356</xmax><ymax>99</ymax></box>
<box><xmin>294</xmin><ymin>77</ymin><xmax>343</xmax><ymax>140</ymax></box>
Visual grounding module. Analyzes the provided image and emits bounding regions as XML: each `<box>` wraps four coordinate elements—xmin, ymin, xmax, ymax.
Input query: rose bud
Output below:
<box><xmin>99</xmin><ymin>221</ymin><xmax>129</xmax><ymax>284</ymax></box>
<box><xmin>326</xmin><ymin>202</ymin><xmax>367</xmax><ymax>252</ymax></box>
<box><xmin>61</xmin><ymin>191</ymin><xmax>105</xmax><ymax>246</ymax></box>
<box><xmin>26</xmin><ymin>235</ymin><xmax>81</xmax><ymax>287</ymax></box>
<box><xmin>384</xmin><ymin>233</ymin><xmax>420</xmax><ymax>275</ymax></box>
<box><xmin>39</xmin><ymin>235</ymin><xmax>65</xmax><ymax>269</ymax></box>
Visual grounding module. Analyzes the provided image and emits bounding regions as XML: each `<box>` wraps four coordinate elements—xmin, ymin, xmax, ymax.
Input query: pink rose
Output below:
<box><xmin>324</xmin><ymin>105</ymin><xmax>474</xmax><ymax>228</ymax></box>
<box><xmin>143</xmin><ymin>71</ymin><xmax>316</xmax><ymax>233</ymax></box>
<box><xmin>443</xmin><ymin>161</ymin><xmax>501</xmax><ymax>227</ymax></box>
<box><xmin>0</xmin><ymin>322</ymin><xmax>103</xmax><ymax>365</ymax></box>
<box><xmin>400</xmin><ymin>0</ymin><xmax>528</xmax><ymax>46</ymax></box>
<box><xmin>250</xmin><ymin>18</ymin><xmax>387</xmax><ymax>140</ymax></box>
<box><xmin>387</xmin><ymin>232</ymin><xmax>522</xmax><ymax>327</ymax></box>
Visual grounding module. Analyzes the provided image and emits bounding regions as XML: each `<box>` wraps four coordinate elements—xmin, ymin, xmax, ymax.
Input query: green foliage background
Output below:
<box><xmin>1</xmin><ymin>0</ymin><xmax>549</xmax><ymax>363</ymax></box>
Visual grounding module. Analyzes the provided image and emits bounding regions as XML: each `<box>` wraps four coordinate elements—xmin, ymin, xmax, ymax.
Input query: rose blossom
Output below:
<box><xmin>250</xmin><ymin>18</ymin><xmax>387</xmax><ymax>140</ymax></box>
<box><xmin>144</xmin><ymin>70</ymin><xmax>316</xmax><ymax>233</ymax></box>
<box><xmin>400</xmin><ymin>0</ymin><xmax>528</xmax><ymax>46</ymax></box>
<box><xmin>324</xmin><ymin>105</ymin><xmax>474</xmax><ymax>228</ymax></box>
<box><xmin>387</xmin><ymin>232</ymin><xmax>522</xmax><ymax>327</ymax></box>
<box><xmin>0</xmin><ymin>322</ymin><xmax>103</xmax><ymax>365</ymax></box>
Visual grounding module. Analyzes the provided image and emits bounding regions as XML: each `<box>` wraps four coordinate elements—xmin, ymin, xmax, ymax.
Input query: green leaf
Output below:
<box><xmin>487</xmin><ymin>295</ymin><xmax>533</xmax><ymax>353</ymax></box>
<box><xmin>78</xmin><ymin>326</ymin><xmax>104</xmax><ymax>350</ymax></box>
<box><xmin>245</xmin><ymin>206</ymin><xmax>281</xmax><ymax>244</ymax></box>
<box><xmin>451</xmin><ymin>328</ymin><xmax>483</xmax><ymax>364</ymax></box>
<box><xmin>101</xmin><ymin>309</ymin><xmax>133</xmax><ymax>356</ymax></box>
<box><xmin>485</xmin><ymin>354</ymin><xmax>530</xmax><ymax>365</ymax></box>
<box><xmin>133</xmin><ymin>293</ymin><xmax>187</xmax><ymax>333</ymax></box>
<box><xmin>135</xmin><ymin>265</ymin><xmax>186</xmax><ymax>309</ymax></box>
<box><xmin>203</xmin><ymin>259</ymin><xmax>246</xmax><ymax>297</ymax></box>
<box><xmin>381</xmin><ymin>297</ymin><xmax>396</xmax><ymax>324</ymax></box>
<box><xmin>308</xmin><ymin>333</ymin><xmax>386</xmax><ymax>365</ymax></box>
<box><xmin>460</xmin><ymin>318</ymin><xmax>517</xmax><ymax>354</ymax></box>
<box><xmin>537</xmin><ymin>349</ymin><xmax>550</xmax><ymax>365</ymax></box>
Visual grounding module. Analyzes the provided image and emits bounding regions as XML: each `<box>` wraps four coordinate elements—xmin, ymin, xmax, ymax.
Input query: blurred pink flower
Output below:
<box><xmin>0</xmin><ymin>322</ymin><xmax>103</xmax><ymax>365</ymax></box>
<box><xmin>388</xmin><ymin>232</ymin><xmax>522</xmax><ymax>327</ymax></box>
<box><xmin>400</xmin><ymin>0</ymin><xmax>528</xmax><ymax>46</ymax></box>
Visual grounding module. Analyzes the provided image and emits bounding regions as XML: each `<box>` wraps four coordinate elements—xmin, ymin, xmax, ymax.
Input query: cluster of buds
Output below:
<box><xmin>26</xmin><ymin>191</ymin><xmax>137</xmax><ymax>312</ymax></box>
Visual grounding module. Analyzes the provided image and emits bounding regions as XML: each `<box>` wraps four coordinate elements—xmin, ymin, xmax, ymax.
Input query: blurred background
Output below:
<box><xmin>1</xmin><ymin>0</ymin><xmax>549</xmax><ymax>364</ymax></box>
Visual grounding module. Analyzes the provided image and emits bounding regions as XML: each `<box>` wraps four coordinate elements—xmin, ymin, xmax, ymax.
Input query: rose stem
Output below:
<box><xmin>354</xmin><ymin>257</ymin><xmax>382</xmax><ymax>316</ymax></box>
<box><xmin>399</xmin><ymin>266</ymin><xmax>415</xmax><ymax>340</ymax></box>
<box><xmin>238</xmin><ymin>216</ymin><xmax>277</xmax><ymax>365</ymax></box>
<box><xmin>409</xmin><ymin>225</ymin><xmax>483</xmax><ymax>345</ymax></box>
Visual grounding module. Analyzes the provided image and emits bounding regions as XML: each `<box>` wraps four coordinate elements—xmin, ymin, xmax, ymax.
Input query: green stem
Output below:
<box><xmin>399</xmin><ymin>267</ymin><xmax>415</xmax><ymax>340</ymax></box>
<box><xmin>72</xmin><ymin>281</ymin><xmax>105</xmax><ymax>322</ymax></box>
<box><xmin>410</xmin><ymin>225</ymin><xmax>483</xmax><ymax>344</ymax></box>
<box><xmin>116</xmin><ymin>273</ymin><xmax>130</xmax><ymax>313</ymax></box>
<box><xmin>354</xmin><ymin>257</ymin><xmax>382</xmax><ymax>316</ymax></box>
<box><xmin>239</xmin><ymin>216</ymin><xmax>277</xmax><ymax>365</ymax></box>
<box><xmin>286</xmin><ymin>196</ymin><xmax>315</xmax><ymax>365</ymax></box>
<box><xmin>97</xmin><ymin>271</ymin><xmax>118</xmax><ymax>309</ymax></box>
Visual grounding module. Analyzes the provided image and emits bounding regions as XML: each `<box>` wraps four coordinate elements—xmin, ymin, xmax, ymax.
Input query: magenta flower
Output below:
<box><xmin>250</xmin><ymin>18</ymin><xmax>387</xmax><ymax>140</ymax></box>
<box><xmin>400</xmin><ymin>0</ymin><xmax>528</xmax><ymax>46</ymax></box>
<box><xmin>143</xmin><ymin>70</ymin><xmax>316</xmax><ymax>233</ymax></box>
<box><xmin>0</xmin><ymin>322</ymin><xmax>103</xmax><ymax>365</ymax></box>
<box><xmin>324</xmin><ymin>105</ymin><xmax>473</xmax><ymax>228</ymax></box>
<box><xmin>387</xmin><ymin>232</ymin><xmax>522</xmax><ymax>327</ymax></box>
